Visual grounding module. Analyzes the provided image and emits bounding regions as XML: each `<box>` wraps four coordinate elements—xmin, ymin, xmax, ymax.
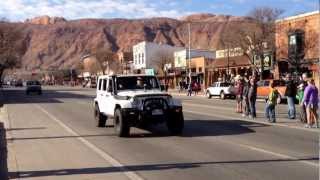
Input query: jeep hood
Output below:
<box><xmin>117</xmin><ymin>90</ymin><xmax>169</xmax><ymax>98</ymax></box>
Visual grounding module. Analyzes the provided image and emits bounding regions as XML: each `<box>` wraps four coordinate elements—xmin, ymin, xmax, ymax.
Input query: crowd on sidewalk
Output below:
<box><xmin>234</xmin><ymin>73</ymin><xmax>318</xmax><ymax>128</ymax></box>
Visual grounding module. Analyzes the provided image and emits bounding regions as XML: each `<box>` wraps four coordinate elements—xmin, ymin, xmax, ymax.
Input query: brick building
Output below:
<box><xmin>275</xmin><ymin>11</ymin><xmax>320</xmax><ymax>86</ymax></box>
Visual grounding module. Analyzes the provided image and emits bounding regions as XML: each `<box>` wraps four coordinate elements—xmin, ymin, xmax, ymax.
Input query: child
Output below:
<box><xmin>265</xmin><ymin>82</ymin><xmax>279</xmax><ymax>123</ymax></box>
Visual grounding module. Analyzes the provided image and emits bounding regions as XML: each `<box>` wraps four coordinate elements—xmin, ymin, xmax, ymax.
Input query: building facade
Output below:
<box><xmin>132</xmin><ymin>41</ymin><xmax>183</xmax><ymax>71</ymax></box>
<box><xmin>174</xmin><ymin>49</ymin><xmax>215</xmax><ymax>68</ymax></box>
<box><xmin>117</xmin><ymin>51</ymin><xmax>133</xmax><ymax>74</ymax></box>
<box><xmin>275</xmin><ymin>11</ymin><xmax>320</xmax><ymax>85</ymax></box>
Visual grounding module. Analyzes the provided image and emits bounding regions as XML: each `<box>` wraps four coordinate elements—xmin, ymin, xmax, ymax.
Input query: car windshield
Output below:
<box><xmin>116</xmin><ymin>76</ymin><xmax>160</xmax><ymax>91</ymax></box>
<box><xmin>220</xmin><ymin>83</ymin><xmax>231</xmax><ymax>87</ymax></box>
<box><xmin>27</xmin><ymin>81</ymin><xmax>40</xmax><ymax>86</ymax></box>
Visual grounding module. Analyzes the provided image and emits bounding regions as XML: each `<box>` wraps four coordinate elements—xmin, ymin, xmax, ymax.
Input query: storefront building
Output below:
<box><xmin>275</xmin><ymin>11</ymin><xmax>320</xmax><ymax>86</ymax></box>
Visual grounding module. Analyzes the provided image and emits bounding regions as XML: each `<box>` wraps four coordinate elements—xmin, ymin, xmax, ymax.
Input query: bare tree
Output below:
<box><xmin>0</xmin><ymin>22</ymin><xmax>25</xmax><ymax>79</ymax></box>
<box><xmin>228</xmin><ymin>7</ymin><xmax>284</xmax><ymax>79</ymax></box>
<box><xmin>153</xmin><ymin>51</ymin><xmax>174</xmax><ymax>76</ymax></box>
<box><xmin>92</xmin><ymin>48</ymin><xmax>119</xmax><ymax>75</ymax></box>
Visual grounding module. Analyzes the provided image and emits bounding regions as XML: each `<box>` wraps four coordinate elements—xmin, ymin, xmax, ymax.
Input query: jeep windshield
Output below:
<box><xmin>116</xmin><ymin>76</ymin><xmax>160</xmax><ymax>91</ymax></box>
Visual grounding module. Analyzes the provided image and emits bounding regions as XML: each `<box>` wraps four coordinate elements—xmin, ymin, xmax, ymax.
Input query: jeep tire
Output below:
<box><xmin>167</xmin><ymin>112</ymin><xmax>184</xmax><ymax>135</ymax></box>
<box><xmin>114</xmin><ymin>108</ymin><xmax>130</xmax><ymax>137</ymax></box>
<box><xmin>94</xmin><ymin>104</ymin><xmax>107</xmax><ymax>127</ymax></box>
<box><xmin>220</xmin><ymin>91</ymin><xmax>225</xmax><ymax>100</ymax></box>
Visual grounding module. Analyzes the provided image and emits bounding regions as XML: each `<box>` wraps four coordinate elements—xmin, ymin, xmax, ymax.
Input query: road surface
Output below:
<box><xmin>1</xmin><ymin>86</ymin><xmax>318</xmax><ymax>180</ymax></box>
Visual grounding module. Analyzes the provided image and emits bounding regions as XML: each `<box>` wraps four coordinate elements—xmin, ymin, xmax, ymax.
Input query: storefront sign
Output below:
<box><xmin>145</xmin><ymin>69</ymin><xmax>155</xmax><ymax>75</ymax></box>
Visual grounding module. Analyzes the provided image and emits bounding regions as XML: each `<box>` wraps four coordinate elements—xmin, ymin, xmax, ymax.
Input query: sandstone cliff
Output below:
<box><xmin>13</xmin><ymin>14</ymin><xmax>252</xmax><ymax>70</ymax></box>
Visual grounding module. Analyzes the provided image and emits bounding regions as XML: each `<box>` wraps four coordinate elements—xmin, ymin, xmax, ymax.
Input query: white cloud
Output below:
<box><xmin>0</xmin><ymin>0</ymin><xmax>194</xmax><ymax>21</ymax></box>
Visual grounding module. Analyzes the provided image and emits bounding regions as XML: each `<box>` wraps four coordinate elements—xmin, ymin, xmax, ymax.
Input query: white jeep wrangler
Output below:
<box><xmin>94</xmin><ymin>74</ymin><xmax>184</xmax><ymax>137</ymax></box>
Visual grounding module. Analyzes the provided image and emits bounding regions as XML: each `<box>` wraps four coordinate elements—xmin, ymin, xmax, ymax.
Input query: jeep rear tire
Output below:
<box><xmin>220</xmin><ymin>91</ymin><xmax>225</xmax><ymax>100</ymax></box>
<box><xmin>167</xmin><ymin>112</ymin><xmax>184</xmax><ymax>135</ymax></box>
<box><xmin>94</xmin><ymin>104</ymin><xmax>106</xmax><ymax>127</ymax></box>
<box><xmin>206</xmin><ymin>91</ymin><xmax>212</xmax><ymax>99</ymax></box>
<box><xmin>114</xmin><ymin>109</ymin><xmax>130</xmax><ymax>137</ymax></box>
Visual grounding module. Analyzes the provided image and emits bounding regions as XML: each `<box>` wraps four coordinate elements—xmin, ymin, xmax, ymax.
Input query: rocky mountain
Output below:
<box><xmin>12</xmin><ymin>14</ymin><xmax>252</xmax><ymax>70</ymax></box>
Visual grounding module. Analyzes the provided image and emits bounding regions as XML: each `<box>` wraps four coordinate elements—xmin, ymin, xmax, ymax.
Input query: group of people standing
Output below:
<box><xmin>234</xmin><ymin>73</ymin><xmax>319</xmax><ymax>128</ymax></box>
<box><xmin>296</xmin><ymin>73</ymin><xmax>319</xmax><ymax>128</ymax></box>
<box><xmin>179</xmin><ymin>80</ymin><xmax>201</xmax><ymax>96</ymax></box>
<box><xmin>235</xmin><ymin>75</ymin><xmax>258</xmax><ymax>119</ymax></box>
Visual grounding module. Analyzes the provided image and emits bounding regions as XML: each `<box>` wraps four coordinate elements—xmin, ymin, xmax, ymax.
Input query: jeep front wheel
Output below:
<box><xmin>94</xmin><ymin>104</ymin><xmax>107</xmax><ymax>127</ymax></box>
<box><xmin>114</xmin><ymin>109</ymin><xmax>130</xmax><ymax>137</ymax></box>
<box><xmin>167</xmin><ymin>112</ymin><xmax>184</xmax><ymax>135</ymax></box>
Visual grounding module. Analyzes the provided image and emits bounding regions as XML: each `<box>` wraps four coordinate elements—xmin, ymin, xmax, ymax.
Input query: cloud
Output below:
<box><xmin>0</xmin><ymin>0</ymin><xmax>194</xmax><ymax>21</ymax></box>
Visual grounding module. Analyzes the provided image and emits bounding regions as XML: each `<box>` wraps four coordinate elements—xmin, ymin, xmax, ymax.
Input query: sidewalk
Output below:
<box><xmin>0</xmin><ymin>120</ymin><xmax>8</xmax><ymax>180</ymax></box>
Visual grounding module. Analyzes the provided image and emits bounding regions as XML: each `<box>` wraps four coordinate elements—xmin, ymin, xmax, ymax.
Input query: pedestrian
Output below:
<box><xmin>242</xmin><ymin>80</ymin><xmax>250</xmax><ymax>117</ymax></box>
<box><xmin>296</xmin><ymin>83</ymin><xmax>307</xmax><ymax>123</ymax></box>
<box><xmin>303</xmin><ymin>79</ymin><xmax>319</xmax><ymax>128</ymax></box>
<box><xmin>193</xmin><ymin>82</ymin><xmax>198</xmax><ymax>96</ymax></box>
<box><xmin>265</xmin><ymin>82</ymin><xmax>280</xmax><ymax>123</ymax></box>
<box><xmin>179</xmin><ymin>80</ymin><xmax>183</xmax><ymax>93</ymax></box>
<box><xmin>235</xmin><ymin>77</ymin><xmax>244</xmax><ymax>113</ymax></box>
<box><xmin>248</xmin><ymin>77</ymin><xmax>257</xmax><ymax>119</ymax></box>
<box><xmin>187</xmin><ymin>83</ymin><xmax>192</xmax><ymax>96</ymax></box>
<box><xmin>284</xmin><ymin>74</ymin><xmax>297</xmax><ymax>119</ymax></box>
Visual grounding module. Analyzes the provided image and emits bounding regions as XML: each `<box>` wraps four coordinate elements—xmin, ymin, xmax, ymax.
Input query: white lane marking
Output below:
<box><xmin>35</xmin><ymin>104</ymin><xmax>144</xmax><ymax>180</ymax></box>
<box><xmin>184</xmin><ymin>109</ymin><xmax>319</xmax><ymax>167</ymax></box>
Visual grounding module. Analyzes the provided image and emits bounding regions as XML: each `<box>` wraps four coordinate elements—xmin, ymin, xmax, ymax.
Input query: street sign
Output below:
<box><xmin>145</xmin><ymin>69</ymin><xmax>154</xmax><ymax>75</ymax></box>
<box><xmin>254</xmin><ymin>52</ymin><xmax>273</xmax><ymax>70</ymax></box>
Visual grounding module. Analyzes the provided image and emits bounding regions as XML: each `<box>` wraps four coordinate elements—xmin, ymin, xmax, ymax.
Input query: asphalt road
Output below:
<box><xmin>2</xmin><ymin>86</ymin><xmax>319</xmax><ymax>180</ymax></box>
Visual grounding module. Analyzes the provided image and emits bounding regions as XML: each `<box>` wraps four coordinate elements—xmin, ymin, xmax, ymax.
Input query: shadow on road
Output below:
<box><xmin>2</xmin><ymin>88</ymin><xmax>94</xmax><ymax>105</ymax></box>
<box><xmin>8</xmin><ymin>157</ymin><xmax>318</xmax><ymax>179</ymax></box>
<box><xmin>0</xmin><ymin>122</ymin><xmax>8</xmax><ymax>180</ymax></box>
<box><xmin>128</xmin><ymin>119</ymin><xmax>261</xmax><ymax>138</ymax></box>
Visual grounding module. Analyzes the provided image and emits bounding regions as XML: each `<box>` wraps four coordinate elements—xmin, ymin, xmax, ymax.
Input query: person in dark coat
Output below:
<box><xmin>242</xmin><ymin>81</ymin><xmax>250</xmax><ymax>117</ymax></box>
<box><xmin>284</xmin><ymin>74</ymin><xmax>297</xmax><ymax>119</ymax></box>
<box><xmin>248</xmin><ymin>77</ymin><xmax>257</xmax><ymax>118</ymax></box>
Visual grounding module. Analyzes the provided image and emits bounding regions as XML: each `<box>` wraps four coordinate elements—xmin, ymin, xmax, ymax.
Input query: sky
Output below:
<box><xmin>0</xmin><ymin>0</ymin><xmax>318</xmax><ymax>22</ymax></box>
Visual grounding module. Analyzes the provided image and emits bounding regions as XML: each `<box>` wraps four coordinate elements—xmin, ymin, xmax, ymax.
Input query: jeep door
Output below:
<box><xmin>97</xmin><ymin>78</ymin><xmax>108</xmax><ymax>114</ymax></box>
<box><xmin>105</xmin><ymin>78</ymin><xmax>116</xmax><ymax>116</ymax></box>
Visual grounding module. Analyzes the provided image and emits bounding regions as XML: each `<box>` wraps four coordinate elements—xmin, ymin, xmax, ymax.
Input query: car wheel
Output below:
<box><xmin>220</xmin><ymin>91</ymin><xmax>225</xmax><ymax>100</ymax></box>
<box><xmin>38</xmin><ymin>91</ymin><xmax>42</xmax><ymax>95</ymax></box>
<box><xmin>114</xmin><ymin>108</ymin><xmax>130</xmax><ymax>137</ymax></box>
<box><xmin>26</xmin><ymin>91</ymin><xmax>29</xmax><ymax>95</ymax></box>
<box><xmin>206</xmin><ymin>91</ymin><xmax>212</xmax><ymax>99</ymax></box>
<box><xmin>94</xmin><ymin>104</ymin><xmax>107</xmax><ymax>127</ymax></box>
<box><xmin>167</xmin><ymin>111</ymin><xmax>184</xmax><ymax>135</ymax></box>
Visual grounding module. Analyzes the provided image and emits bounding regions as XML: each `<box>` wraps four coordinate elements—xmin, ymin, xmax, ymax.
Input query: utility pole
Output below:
<box><xmin>188</xmin><ymin>23</ymin><xmax>191</xmax><ymax>89</ymax></box>
<box><xmin>227</xmin><ymin>45</ymin><xmax>230</xmax><ymax>82</ymax></box>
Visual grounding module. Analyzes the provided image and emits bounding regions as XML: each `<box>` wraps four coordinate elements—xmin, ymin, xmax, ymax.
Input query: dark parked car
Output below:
<box><xmin>26</xmin><ymin>81</ymin><xmax>42</xmax><ymax>95</ymax></box>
